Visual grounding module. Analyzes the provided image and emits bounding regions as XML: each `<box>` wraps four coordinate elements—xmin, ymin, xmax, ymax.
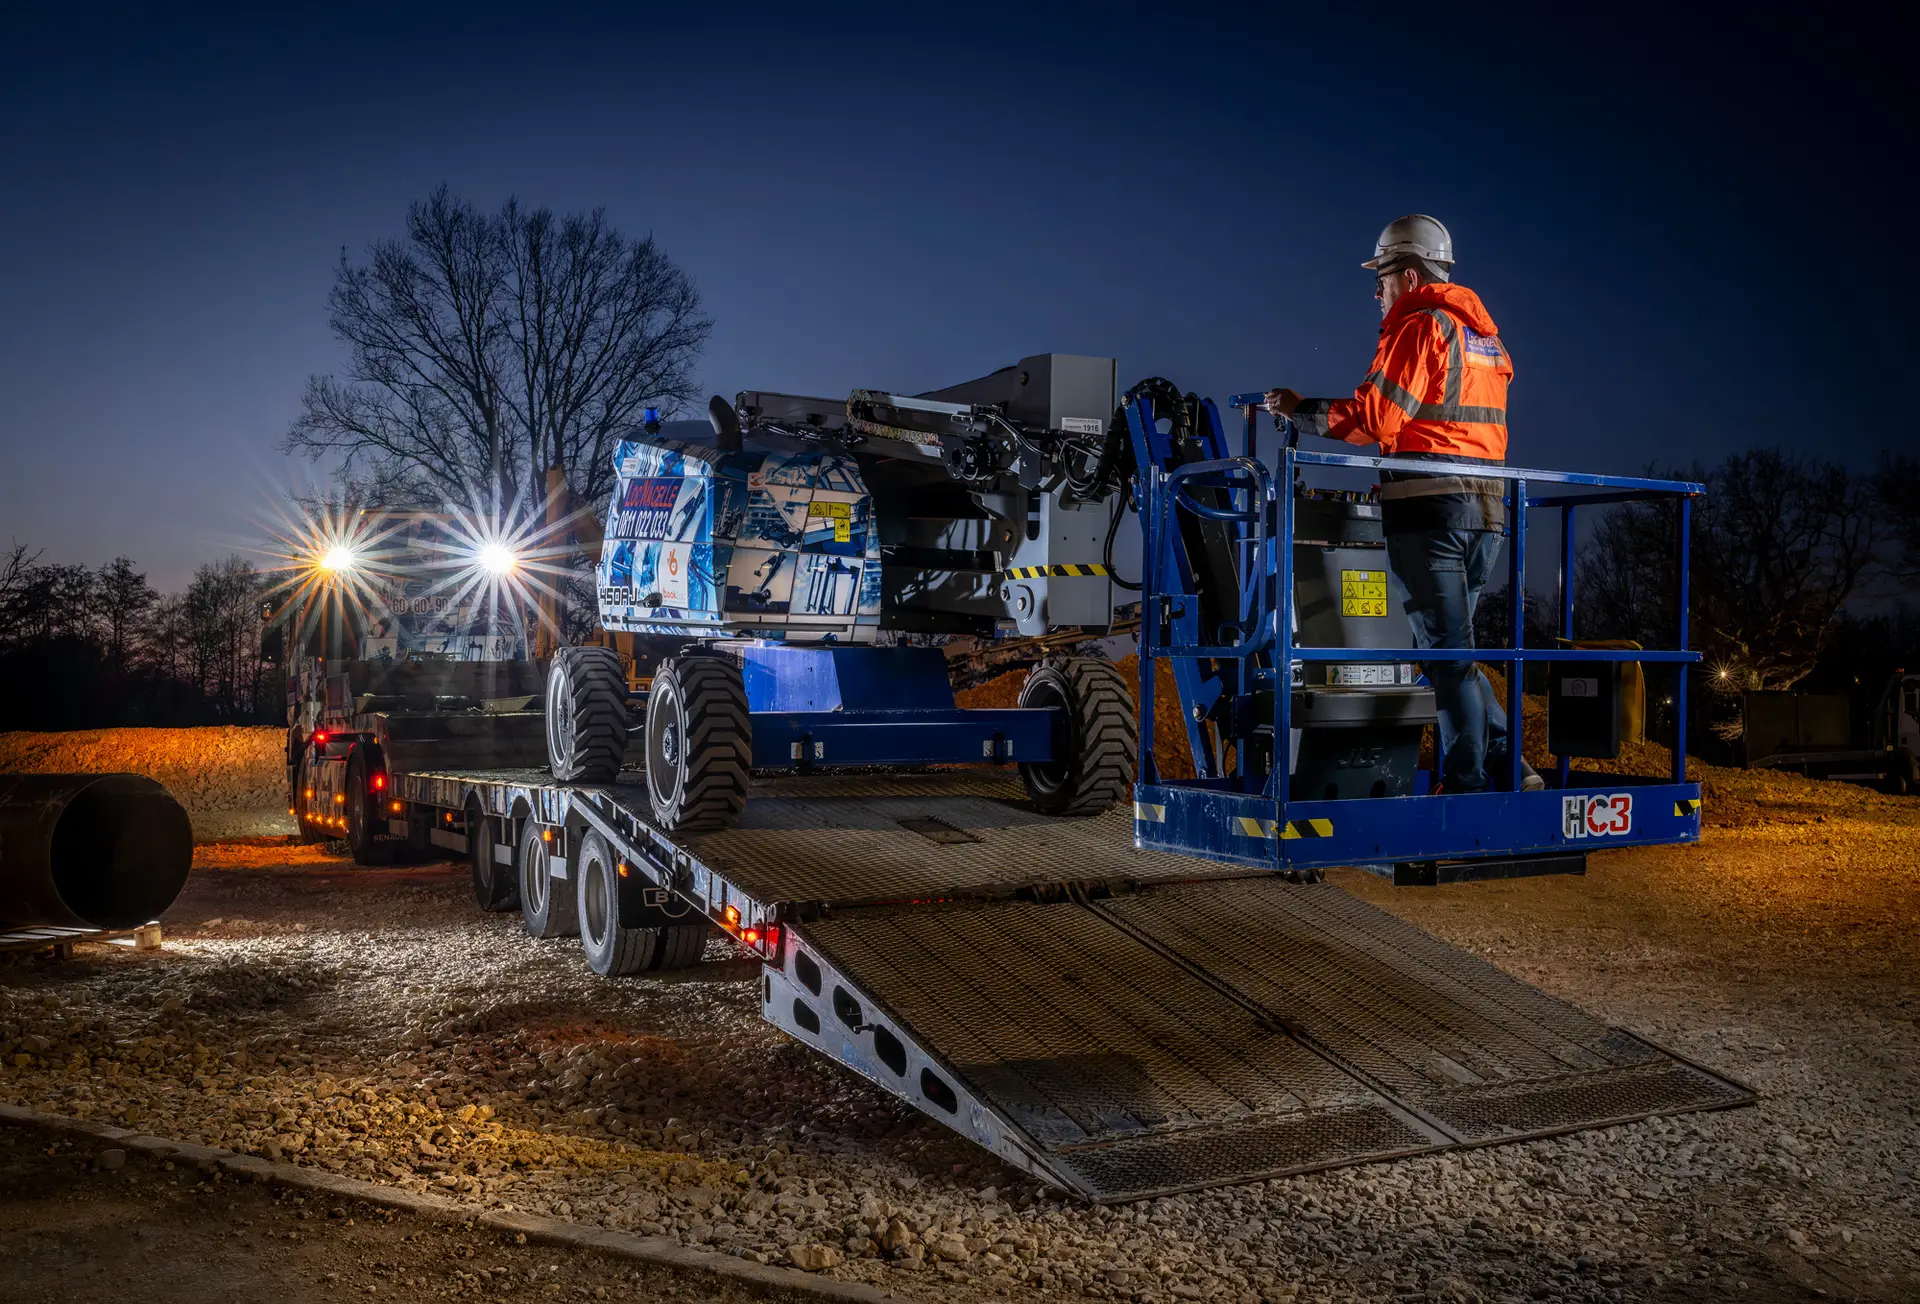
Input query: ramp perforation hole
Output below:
<box><xmin>794</xmin><ymin>951</ymin><xmax>823</xmax><ymax>995</ymax></box>
<box><xmin>792</xmin><ymin>1000</ymin><xmax>820</xmax><ymax>1035</ymax></box>
<box><xmin>833</xmin><ymin>986</ymin><xmax>862</xmax><ymax>1030</ymax></box>
<box><xmin>763</xmin><ymin>976</ymin><xmax>771</xmax><ymax>1004</ymax></box>
<box><xmin>873</xmin><ymin>1026</ymin><xmax>908</xmax><ymax>1077</ymax></box>
<box><xmin>920</xmin><ymin>1068</ymin><xmax>958</xmax><ymax>1114</ymax></box>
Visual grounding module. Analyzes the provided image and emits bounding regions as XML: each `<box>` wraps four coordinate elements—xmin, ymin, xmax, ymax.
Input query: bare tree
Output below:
<box><xmin>1578</xmin><ymin>449</ymin><xmax>1875</xmax><ymax>692</ymax></box>
<box><xmin>285</xmin><ymin>186</ymin><xmax>710</xmax><ymax>514</ymax></box>
<box><xmin>1876</xmin><ymin>452</ymin><xmax>1920</xmax><ymax>587</ymax></box>
<box><xmin>96</xmin><ymin>556</ymin><xmax>157</xmax><ymax>665</ymax></box>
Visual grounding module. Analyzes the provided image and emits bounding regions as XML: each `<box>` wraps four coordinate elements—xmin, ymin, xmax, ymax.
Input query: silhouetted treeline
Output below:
<box><xmin>0</xmin><ymin>546</ymin><xmax>275</xmax><ymax>730</ymax></box>
<box><xmin>1474</xmin><ymin>448</ymin><xmax>1913</xmax><ymax>755</ymax></box>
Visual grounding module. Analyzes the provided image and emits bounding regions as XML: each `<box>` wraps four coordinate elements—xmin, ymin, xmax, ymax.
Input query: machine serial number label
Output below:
<box><xmin>1563</xmin><ymin>793</ymin><xmax>1633</xmax><ymax>838</ymax></box>
<box><xmin>1329</xmin><ymin>663</ymin><xmax>1411</xmax><ymax>686</ymax></box>
<box><xmin>1061</xmin><ymin>416</ymin><xmax>1105</xmax><ymax>435</ymax></box>
<box><xmin>1340</xmin><ymin>569</ymin><xmax>1388</xmax><ymax>617</ymax></box>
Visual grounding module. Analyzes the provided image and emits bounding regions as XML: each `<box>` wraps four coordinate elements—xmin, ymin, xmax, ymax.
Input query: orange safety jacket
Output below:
<box><xmin>1292</xmin><ymin>281</ymin><xmax>1512</xmax><ymax>461</ymax></box>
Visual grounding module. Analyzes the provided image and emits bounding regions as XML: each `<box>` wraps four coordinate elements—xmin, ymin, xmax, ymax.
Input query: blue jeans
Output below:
<box><xmin>1385</xmin><ymin>528</ymin><xmax>1513</xmax><ymax>791</ymax></box>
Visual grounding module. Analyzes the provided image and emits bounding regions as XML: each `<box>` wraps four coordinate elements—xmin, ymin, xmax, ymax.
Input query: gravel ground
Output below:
<box><xmin>0</xmin><ymin>1121</ymin><xmax>815</xmax><ymax>1303</ymax></box>
<box><xmin>2</xmin><ymin>749</ymin><xmax>1916</xmax><ymax>1303</ymax></box>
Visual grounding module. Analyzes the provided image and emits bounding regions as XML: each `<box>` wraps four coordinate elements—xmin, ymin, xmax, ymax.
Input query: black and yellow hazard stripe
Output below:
<box><xmin>1673</xmin><ymin>798</ymin><xmax>1702</xmax><ymax>817</ymax></box>
<box><xmin>1235</xmin><ymin>816</ymin><xmax>1334</xmax><ymax>840</ymax></box>
<box><xmin>1003</xmin><ymin>563</ymin><xmax>1112</xmax><ymax>580</ymax></box>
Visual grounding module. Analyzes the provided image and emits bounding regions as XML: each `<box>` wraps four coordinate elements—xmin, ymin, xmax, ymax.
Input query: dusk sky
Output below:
<box><xmin>1</xmin><ymin>4</ymin><xmax>1903</xmax><ymax>590</ymax></box>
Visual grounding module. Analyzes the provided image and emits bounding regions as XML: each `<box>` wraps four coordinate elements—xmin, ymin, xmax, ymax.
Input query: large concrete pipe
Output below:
<box><xmin>0</xmin><ymin>773</ymin><xmax>192</xmax><ymax>930</ymax></box>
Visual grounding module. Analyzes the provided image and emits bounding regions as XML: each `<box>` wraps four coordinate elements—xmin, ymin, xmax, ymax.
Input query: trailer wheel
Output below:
<box><xmin>652</xmin><ymin>923</ymin><xmax>710</xmax><ymax>971</ymax></box>
<box><xmin>344</xmin><ymin>749</ymin><xmax>389</xmax><ymax>866</ymax></box>
<box><xmin>546</xmin><ymin>646</ymin><xmax>630</xmax><ymax>783</ymax></box>
<box><xmin>294</xmin><ymin>750</ymin><xmax>324</xmax><ymax>844</ymax></box>
<box><xmin>517</xmin><ymin>817</ymin><xmax>578</xmax><ymax>939</ymax></box>
<box><xmin>575</xmin><ymin>831</ymin><xmax>655</xmax><ymax>976</ymax></box>
<box><xmin>644</xmin><ymin>655</ymin><xmax>750</xmax><ymax>834</ymax></box>
<box><xmin>469</xmin><ymin>800</ymin><xmax>518</xmax><ymax>913</ymax></box>
<box><xmin>1017</xmin><ymin>658</ymin><xmax>1138</xmax><ymax>815</ymax></box>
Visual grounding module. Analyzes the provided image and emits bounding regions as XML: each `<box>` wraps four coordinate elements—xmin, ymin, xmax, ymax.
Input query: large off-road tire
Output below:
<box><xmin>344</xmin><ymin>748</ymin><xmax>389</xmax><ymax>866</ymax></box>
<box><xmin>644</xmin><ymin>655</ymin><xmax>750</xmax><ymax>834</ymax></box>
<box><xmin>1017</xmin><ymin>658</ymin><xmax>1138</xmax><ymax>815</ymax></box>
<box><xmin>545</xmin><ymin>646</ymin><xmax>630</xmax><ymax>784</ymax></box>
<box><xmin>517</xmin><ymin>815</ymin><xmax>578</xmax><ymax>939</ymax></box>
<box><xmin>469</xmin><ymin>799</ymin><xmax>518</xmax><ymax>913</ymax></box>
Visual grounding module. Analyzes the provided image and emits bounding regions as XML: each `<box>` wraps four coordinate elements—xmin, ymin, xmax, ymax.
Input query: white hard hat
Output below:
<box><xmin>1362</xmin><ymin>214</ymin><xmax>1454</xmax><ymax>278</ymax></box>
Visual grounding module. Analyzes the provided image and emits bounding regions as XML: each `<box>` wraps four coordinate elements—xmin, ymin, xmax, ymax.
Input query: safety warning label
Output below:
<box><xmin>808</xmin><ymin>500</ymin><xmax>852</xmax><ymax>542</ymax></box>
<box><xmin>1340</xmin><ymin>569</ymin><xmax>1388</xmax><ymax>617</ymax></box>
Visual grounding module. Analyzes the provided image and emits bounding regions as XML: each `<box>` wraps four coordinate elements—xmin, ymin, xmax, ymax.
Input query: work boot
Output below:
<box><xmin>1520</xmin><ymin>760</ymin><xmax>1546</xmax><ymax>792</ymax></box>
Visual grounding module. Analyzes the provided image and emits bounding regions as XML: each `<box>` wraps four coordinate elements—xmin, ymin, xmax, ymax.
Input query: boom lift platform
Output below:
<box><xmin>371</xmin><ymin>368</ymin><xmax>1750</xmax><ymax>1202</ymax></box>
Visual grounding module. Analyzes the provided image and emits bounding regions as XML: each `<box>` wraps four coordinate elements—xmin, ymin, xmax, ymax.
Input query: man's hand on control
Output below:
<box><xmin>1263</xmin><ymin>388</ymin><xmax>1303</xmax><ymax>419</ymax></box>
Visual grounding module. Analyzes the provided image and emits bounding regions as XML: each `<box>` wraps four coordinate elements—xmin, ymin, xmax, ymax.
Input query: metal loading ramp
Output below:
<box><xmin>773</xmin><ymin>879</ymin><xmax>1754</xmax><ymax>1202</ymax></box>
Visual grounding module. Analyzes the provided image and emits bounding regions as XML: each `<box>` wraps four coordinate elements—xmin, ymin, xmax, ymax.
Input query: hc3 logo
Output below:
<box><xmin>1562</xmin><ymin>793</ymin><xmax>1633</xmax><ymax>838</ymax></box>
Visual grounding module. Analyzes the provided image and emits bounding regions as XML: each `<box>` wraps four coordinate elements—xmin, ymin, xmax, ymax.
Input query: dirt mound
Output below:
<box><xmin>0</xmin><ymin>726</ymin><xmax>288</xmax><ymax>840</ymax></box>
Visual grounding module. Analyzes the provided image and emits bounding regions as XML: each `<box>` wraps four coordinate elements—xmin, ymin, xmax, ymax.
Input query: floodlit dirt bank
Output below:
<box><xmin>0</xmin><ymin>725</ymin><xmax>293</xmax><ymax>841</ymax></box>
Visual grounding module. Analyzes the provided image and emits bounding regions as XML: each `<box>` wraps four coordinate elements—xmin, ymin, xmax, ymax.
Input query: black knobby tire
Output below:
<box><xmin>644</xmin><ymin>654</ymin><xmax>750</xmax><ymax>834</ymax></box>
<box><xmin>469</xmin><ymin>800</ymin><xmax>518</xmax><ymax>913</ymax></box>
<box><xmin>1017</xmin><ymin>658</ymin><xmax>1138</xmax><ymax>816</ymax></box>
<box><xmin>517</xmin><ymin>815</ymin><xmax>578</xmax><ymax>939</ymax></box>
<box><xmin>576</xmin><ymin>831</ymin><xmax>656</xmax><ymax>977</ymax></box>
<box><xmin>546</xmin><ymin>646</ymin><xmax>630</xmax><ymax>784</ymax></box>
<box><xmin>344</xmin><ymin>748</ymin><xmax>387</xmax><ymax>866</ymax></box>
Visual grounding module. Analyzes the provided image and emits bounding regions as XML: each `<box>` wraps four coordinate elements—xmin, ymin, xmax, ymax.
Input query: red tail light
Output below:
<box><xmin>372</xmin><ymin>772</ymin><xmax>386</xmax><ymax>791</ymax></box>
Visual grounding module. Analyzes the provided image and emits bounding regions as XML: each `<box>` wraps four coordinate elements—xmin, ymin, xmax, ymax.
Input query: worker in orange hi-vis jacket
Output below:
<box><xmin>1265</xmin><ymin>215</ymin><xmax>1544</xmax><ymax>794</ymax></box>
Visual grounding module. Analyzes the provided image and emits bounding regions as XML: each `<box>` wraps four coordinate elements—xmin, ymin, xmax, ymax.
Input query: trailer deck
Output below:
<box><xmin>398</xmin><ymin>767</ymin><xmax>1753</xmax><ymax>1201</ymax></box>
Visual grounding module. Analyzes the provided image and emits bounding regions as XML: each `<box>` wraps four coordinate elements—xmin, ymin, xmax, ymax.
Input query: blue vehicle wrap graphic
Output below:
<box><xmin>596</xmin><ymin>439</ymin><xmax>880</xmax><ymax>642</ymax></box>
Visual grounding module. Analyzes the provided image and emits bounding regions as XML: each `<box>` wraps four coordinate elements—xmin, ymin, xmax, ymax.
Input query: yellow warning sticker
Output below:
<box><xmin>808</xmin><ymin>500</ymin><xmax>852</xmax><ymax>543</ymax></box>
<box><xmin>1340</xmin><ymin>569</ymin><xmax>1388</xmax><ymax>617</ymax></box>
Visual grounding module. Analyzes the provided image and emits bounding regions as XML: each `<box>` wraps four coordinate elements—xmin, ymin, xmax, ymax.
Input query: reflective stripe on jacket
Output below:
<box><xmin>1292</xmin><ymin>281</ymin><xmax>1511</xmax><ymax>461</ymax></box>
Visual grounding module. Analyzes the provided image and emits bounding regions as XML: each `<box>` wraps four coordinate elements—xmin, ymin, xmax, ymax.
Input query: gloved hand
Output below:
<box><xmin>1263</xmin><ymin>388</ymin><xmax>1303</xmax><ymax>419</ymax></box>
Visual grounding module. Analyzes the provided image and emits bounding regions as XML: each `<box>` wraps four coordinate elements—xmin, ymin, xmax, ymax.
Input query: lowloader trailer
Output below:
<box><xmin>333</xmin><ymin>364</ymin><xmax>1751</xmax><ymax>1202</ymax></box>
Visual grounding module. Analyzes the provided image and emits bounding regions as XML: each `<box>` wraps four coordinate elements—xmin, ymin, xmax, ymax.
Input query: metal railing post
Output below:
<box><xmin>1275</xmin><ymin>446</ymin><xmax>1295</xmax><ymax>864</ymax></box>
<box><xmin>1674</xmin><ymin>495</ymin><xmax>1692</xmax><ymax>784</ymax></box>
<box><xmin>1507</xmin><ymin>477</ymin><xmax>1527</xmax><ymax>793</ymax></box>
<box><xmin>1558</xmin><ymin>504</ymin><xmax>1576</xmax><ymax>791</ymax></box>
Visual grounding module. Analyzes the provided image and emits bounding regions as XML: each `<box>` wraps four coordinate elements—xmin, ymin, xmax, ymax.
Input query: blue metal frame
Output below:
<box><xmin>1129</xmin><ymin>405</ymin><xmax>1706</xmax><ymax>871</ymax></box>
<box><xmin>732</xmin><ymin>643</ymin><xmax>1057</xmax><ymax>770</ymax></box>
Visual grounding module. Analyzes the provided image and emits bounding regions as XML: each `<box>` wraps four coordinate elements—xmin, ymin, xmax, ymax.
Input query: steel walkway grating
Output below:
<box><xmin>793</xmin><ymin>879</ymin><xmax>1754</xmax><ymax>1200</ymax></box>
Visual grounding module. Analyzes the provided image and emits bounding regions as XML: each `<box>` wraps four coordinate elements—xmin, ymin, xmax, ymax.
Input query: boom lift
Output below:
<box><xmin>296</xmin><ymin>358</ymin><xmax>1751</xmax><ymax>1198</ymax></box>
